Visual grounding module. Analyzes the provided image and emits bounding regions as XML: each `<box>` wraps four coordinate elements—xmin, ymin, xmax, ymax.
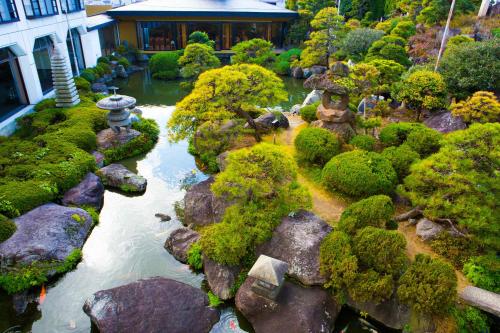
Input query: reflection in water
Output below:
<box><xmin>0</xmin><ymin>71</ymin><xmax>311</xmax><ymax>333</ymax></box>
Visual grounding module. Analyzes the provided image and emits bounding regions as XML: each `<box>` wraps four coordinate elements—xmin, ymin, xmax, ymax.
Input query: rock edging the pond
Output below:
<box><xmin>62</xmin><ymin>172</ymin><xmax>105</xmax><ymax>210</ymax></box>
<box><xmin>257</xmin><ymin>210</ymin><xmax>331</xmax><ymax>286</ymax></box>
<box><xmin>0</xmin><ymin>203</ymin><xmax>92</xmax><ymax>265</ymax></box>
<box><xmin>164</xmin><ymin>227</ymin><xmax>200</xmax><ymax>263</ymax></box>
<box><xmin>83</xmin><ymin>277</ymin><xmax>219</xmax><ymax>333</ymax></box>
<box><xmin>184</xmin><ymin>177</ymin><xmax>231</xmax><ymax>226</ymax></box>
<box><xmin>236</xmin><ymin>276</ymin><xmax>340</xmax><ymax>333</ymax></box>
<box><xmin>97</xmin><ymin>163</ymin><xmax>147</xmax><ymax>193</ymax></box>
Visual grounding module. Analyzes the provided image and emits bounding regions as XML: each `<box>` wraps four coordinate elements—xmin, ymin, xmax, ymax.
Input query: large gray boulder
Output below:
<box><xmin>83</xmin><ymin>277</ymin><xmax>219</xmax><ymax>333</ymax></box>
<box><xmin>257</xmin><ymin>211</ymin><xmax>332</xmax><ymax>285</ymax></box>
<box><xmin>416</xmin><ymin>218</ymin><xmax>443</xmax><ymax>242</ymax></box>
<box><xmin>302</xmin><ymin>89</ymin><xmax>322</xmax><ymax>107</ymax></box>
<box><xmin>246</xmin><ymin>112</ymin><xmax>289</xmax><ymax>133</ymax></box>
<box><xmin>347</xmin><ymin>291</ymin><xmax>411</xmax><ymax>330</ymax></box>
<box><xmin>290</xmin><ymin>66</ymin><xmax>303</xmax><ymax>79</ymax></box>
<box><xmin>96</xmin><ymin>128</ymin><xmax>141</xmax><ymax>150</ymax></box>
<box><xmin>97</xmin><ymin>163</ymin><xmax>147</xmax><ymax>193</ymax></box>
<box><xmin>0</xmin><ymin>203</ymin><xmax>92</xmax><ymax>265</ymax></box>
<box><xmin>164</xmin><ymin>227</ymin><xmax>200</xmax><ymax>263</ymax></box>
<box><xmin>236</xmin><ymin>277</ymin><xmax>340</xmax><ymax>333</ymax></box>
<box><xmin>203</xmin><ymin>257</ymin><xmax>240</xmax><ymax>300</ymax></box>
<box><xmin>184</xmin><ymin>177</ymin><xmax>231</xmax><ymax>227</ymax></box>
<box><xmin>62</xmin><ymin>173</ymin><xmax>105</xmax><ymax>210</ymax></box>
<box><xmin>424</xmin><ymin>111</ymin><xmax>466</xmax><ymax>133</ymax></box>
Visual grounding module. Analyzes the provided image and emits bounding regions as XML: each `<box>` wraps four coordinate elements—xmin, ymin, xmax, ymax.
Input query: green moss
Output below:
<box><xmin>71</xmin><ymin>213</ymin><xmax>83</xmax><ymax>224</ymax></box>
<box><xmin>0</xmin><ymin>214</ymin><xmax>16</xmax><ymax>242</ymax></box>
<box><xmin>34</xmin><ymin>98</ymin><xmax>56</xmax><ymax>112</ymax></box>
<box><xmin>207</xmin><ymin>291</ymin><xmax>223</xmax><ymax>307</ymax></box>
<box><xmin>82</xmin><ymin>206</ymin><xmax>99</xmax><ymax>226</ymax></box>
<box><xmin>0</xmin><ymin>249</ymin><xmax>82</xmax><ymax>294</ymax></box>
<box><xmin>102</xmin><ymin>118</ymin><xmax>160</xmax><ymax>164</ymax></box>
<box><xmin>187</xmin><ymin>242</ymin><xmax>203</xmax><ymax>270</ymax></box>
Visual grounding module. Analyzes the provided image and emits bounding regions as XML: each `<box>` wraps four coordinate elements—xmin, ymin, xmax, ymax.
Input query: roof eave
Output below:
<box><xmin>107</xmin><ymin>10</ymin><xmax>298</xmax><ymax>19</ymax></box>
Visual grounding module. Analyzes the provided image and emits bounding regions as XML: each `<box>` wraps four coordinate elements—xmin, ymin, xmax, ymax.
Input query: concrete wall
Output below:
<box><xmin>0</xmin><ymin>0</ymin><xmax>102</xmax><ymax>135</ymax></box>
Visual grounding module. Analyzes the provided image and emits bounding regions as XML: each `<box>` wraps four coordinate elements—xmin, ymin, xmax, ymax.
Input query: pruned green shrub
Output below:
<box><xmin>398</xmin><ymin>254</ymin><xmax>457</xmax><ymax>314</ymax></box>
<box><xmin>294</xmin><ymin>127</ymin><xmax>341</xmax><ymax>166</ymax></box>
<box><xmin>34</xmin><ymin>98</ymin><xmax>56</xmax><ymax>112</ymax></box>
<box><xmin>319</xmin><ymin>231</ymin><xmax>358</xmax><ymax>295</ymax></box>
<box><xmin>348</xmin><ymin>269</ymin><xmax>394</xmax><ymax>303</ymax></box>
<box><xmin>149</xmin><ymin>52</ymin><xmax>180</xmax><ymax>80</ymax></box>
<box><xmin>349</xmin><ymin>134</ymin><xmax>376</xmax><ymax>151</ymax></box>
<box><xmin>451</xmin><ymin>305</ymin><xmax>491</xmax><ymax>333</ymax></box>
<box><xmin>97</xmin><ymin>56</ymin><xmax>109</xmax><ymax>64</ymax></box>
<box><xmin>300</xmin><ymin>102</ymin><xmax>319</xmax><ymax>122</ymax></box>
<box><xmin>337</xmin><ymin>195</ymin><xmax>395</xmax><ymax>235</ymax></box>
<box><xmin>322</xmin><ymin>150</ymin><xmax>398</xmax><ymax>197</ymax></box>
<box><xmin>231</xmin><ymin>38</ymin><xmax>276</xmax><ymax>68</ymax></box>
<box><xmin>273</xmin><ymin>60</ymin><xmax>290</xmax><ymax>75</ymax></box>
<box><xmin>353</xmin><ymin>226</ymin><xmax>407</xmax><ymax>276</ymax></box>
<box><xmin>381</xmin><ymin>144</ymin><xmax>420</xmax><ymax>180</ymax></box>
<box><xmin>405</xmin><ymin>126</ymin><xmax>442</xmax><ymax>157</ymax></box>
<box><xmin>379</xmin><ymin>122</ymin><xmax>424</xmax><ymax>147</ymax></box>
<box><xmin>117</xmin><ymin>57</ymin><xmax>130</xmax><ymax>69</ymax></box>
<box><xmin>430</xmin><ymin>232</ymin><xmax>482</xmax><ymax>269</ymax></box>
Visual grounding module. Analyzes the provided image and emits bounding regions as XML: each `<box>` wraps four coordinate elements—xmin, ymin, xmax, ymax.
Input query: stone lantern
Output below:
<box><xmin>96</xmin><ymin>88</ymin><xmax>136</xmax><ymax>133</ymax></box>
<box><xmin>248</xmin><ymin>255</ymin><xmax>288</xmax><ymax>300</ymax></box>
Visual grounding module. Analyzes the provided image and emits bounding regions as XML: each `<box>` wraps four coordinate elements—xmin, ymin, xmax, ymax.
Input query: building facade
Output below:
<box><xmin>0</xmin><ymin>0</ymin><xmax>101</xmax><ymax>135</ymax></box>
<box><xmin>107</xmin><ymin>0</ymin><xmax>297</xmax><ymax>52</ymax></box>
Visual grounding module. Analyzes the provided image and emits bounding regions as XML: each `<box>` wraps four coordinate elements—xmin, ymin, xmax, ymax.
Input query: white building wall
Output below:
<box><xmin>0</xmin><ymin>0</ymin><xmax>101</xmax><ymax>135</ymax></box>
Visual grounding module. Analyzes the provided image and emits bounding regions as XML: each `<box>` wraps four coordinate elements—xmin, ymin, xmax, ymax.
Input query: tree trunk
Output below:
<box><xmin>394</xmin><ymin>206</ymin><xmax>423</xmax><ymax>222</ymax></box>
<box><xmin>235</xmin><ymin>108</ymin><xmax>261</xmax><ymax>142</ymax></box>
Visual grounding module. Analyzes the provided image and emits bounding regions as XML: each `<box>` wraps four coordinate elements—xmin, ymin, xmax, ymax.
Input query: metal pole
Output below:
<box><xmin>434</xmin><ymin>0</ymin><xmax>456</xmax><ymax>71</ymax></box>
<box><xmin>64</xmin><ymin>1</ymin><xmax>80</xmax><ymax>76</ymax></box>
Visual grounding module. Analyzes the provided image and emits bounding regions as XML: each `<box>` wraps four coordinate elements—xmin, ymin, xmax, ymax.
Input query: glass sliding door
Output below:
<box><xmin>67</xmin><ymin>28</ymin><xmax>85</xmax><ymax>75</ymax></box>
<box><xmin>0</xmin><ymin>47</ymin><xmax>27</xmax><ymax>121</ymax></box>
<box><xmin>33</xmin><ymin>36</ymin><xmax>54</xmax><ymax>94</ymax></box>
<box><xmin>139</xmin><ymin>22</ymin><xmax>178</xmax><ymax>51</ymax></box>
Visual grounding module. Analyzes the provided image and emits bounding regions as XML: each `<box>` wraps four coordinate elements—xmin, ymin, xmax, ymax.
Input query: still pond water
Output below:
<box><xmin>0</xmin><ymin>70</ymin><xmax>394</xmax><ymax>333</ymax></box>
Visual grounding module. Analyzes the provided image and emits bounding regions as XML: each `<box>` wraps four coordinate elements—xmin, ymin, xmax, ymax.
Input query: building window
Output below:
<box><xmin>61</xmin><ymin>0</ymin><xmax>83</xmax><ymax>13</ymax></box>
<box><xmin>22</xmin><ymin>0</ymin><xmax>58</xmax><ymax>18</ymax></box>
<box><xmin>33</xmin><ymin>36</ymin><xmax>54</xmax><ymax>94</ymax></box>
<box><xmin>99</xmin><ymin>24</ymin><xmax>117</xmax><ymax>56</ymax></box>
<box><xmin>233</xmin><ymin>23</ymin><xmax>268</xmax><ymax>44</ymax></box>
<box><xmin>66</xmin><ymin>28</ymin><xmax>85</xmax><ymax>74</ymax></box>
<box><xmin>0</xmin><ymin>48</ymin><xmax>28</xmax><ymax>121</ymax></box>
<box><xmin>139</xmin><ymin>22</ymin><xmax>178</xmax><ymax>51</ymax></box>
<box><xmin>0</xmin><ymin>0</ymin><xmax>19</xmax><ymax>23</ymax></box>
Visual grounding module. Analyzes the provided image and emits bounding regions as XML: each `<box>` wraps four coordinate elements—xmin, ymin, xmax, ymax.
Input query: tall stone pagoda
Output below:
<box><xmin>51</xmin><ymin>45</ymin><xmax>80</xmax><ymax>107</ymax></box>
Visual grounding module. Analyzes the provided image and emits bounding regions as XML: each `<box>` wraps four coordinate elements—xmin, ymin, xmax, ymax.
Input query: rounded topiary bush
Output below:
<box><xmin>379</xmin><ymin>122</ymin><xmax>423</xmax><ymax>147</ymax></box>
<box><xmin>322</xmin><ymin>150</ymin><xmax>398</xmax><ymax>197</ymax></box>
<box><xmin>149</xmin><ymin>52</ymin><xmax>180</xmax><ymax>80</ymax></box>
<box><xmin>381</xmin><ymin>144</ymin><xmax>420</xmax><ymax>180</ymax></box>
<box><xmin>337</xmin><ymin>195</ymin><xmax>395</xmax><ymax>235</ymax></box>
<box><xmin>0</xmin><ymin>215</ymin><xmax>16</xmax><ymax>242</ymax></box>
<box><xmin>80</xmin><ymin>69</ymin><xmax>96</xmax><ymax>83</ymax></box>
<box><xmin>349</xmin><ymin>134</ymin><xmax>376</xmax><ymax>151</ymax></box>
<box><xmin>300</xmin><ymin>102</ymin><xmax>319</xmax><ymax>123</ymax></box>
<box><xmin>405</xmin><ymin>127</ymin><xmax>442</xmax><ymax>157</ymax></box>
<box><xmin>294</xmin><ymin>127</ymin><xmax>341</xmax><ymax>166</ymax></box>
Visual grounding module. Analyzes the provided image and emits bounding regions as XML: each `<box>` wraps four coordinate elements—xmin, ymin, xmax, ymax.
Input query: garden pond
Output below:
<box><xmin>0</xmin><ymin>70</ymin><xmax>397</xmax><ymax>333</ymax></box>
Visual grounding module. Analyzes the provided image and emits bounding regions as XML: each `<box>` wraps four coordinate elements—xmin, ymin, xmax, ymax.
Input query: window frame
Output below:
<box><xmin>0</xmin><ymin>0</ymin><xmax>20</xmax><ymax>24</ymax></box>
<box><xmin>60</xmin><ymin>0</ymin><xmax>84</xmax><ymax>14</ymax></box>
<box><xmin>22</xmin><ymin>0</ymin><xmax>59</xmax><ymax>19</ymax></box>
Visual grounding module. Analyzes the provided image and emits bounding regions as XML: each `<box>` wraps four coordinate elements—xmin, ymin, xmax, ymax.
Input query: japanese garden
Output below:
<box><xmin>0</xmin><ymin>0</ymin><xmax>499</xmax><ymax>332</ymax></box>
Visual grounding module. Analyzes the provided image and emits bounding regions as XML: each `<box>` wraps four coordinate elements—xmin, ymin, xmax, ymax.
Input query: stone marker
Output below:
<box><xmin>460</xmin><ymin>286</ymin><xmax>500</xmax><ymax>317</ymax></box>
<box><xmin>248</xmin><ymin>255</ymin><xmax>288</xmax><ymax>300</ymax></box>
<box><xmin>51</xmin><ymin>45</ymin><xmax>80</xmax><ymax>107</ymax></box>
